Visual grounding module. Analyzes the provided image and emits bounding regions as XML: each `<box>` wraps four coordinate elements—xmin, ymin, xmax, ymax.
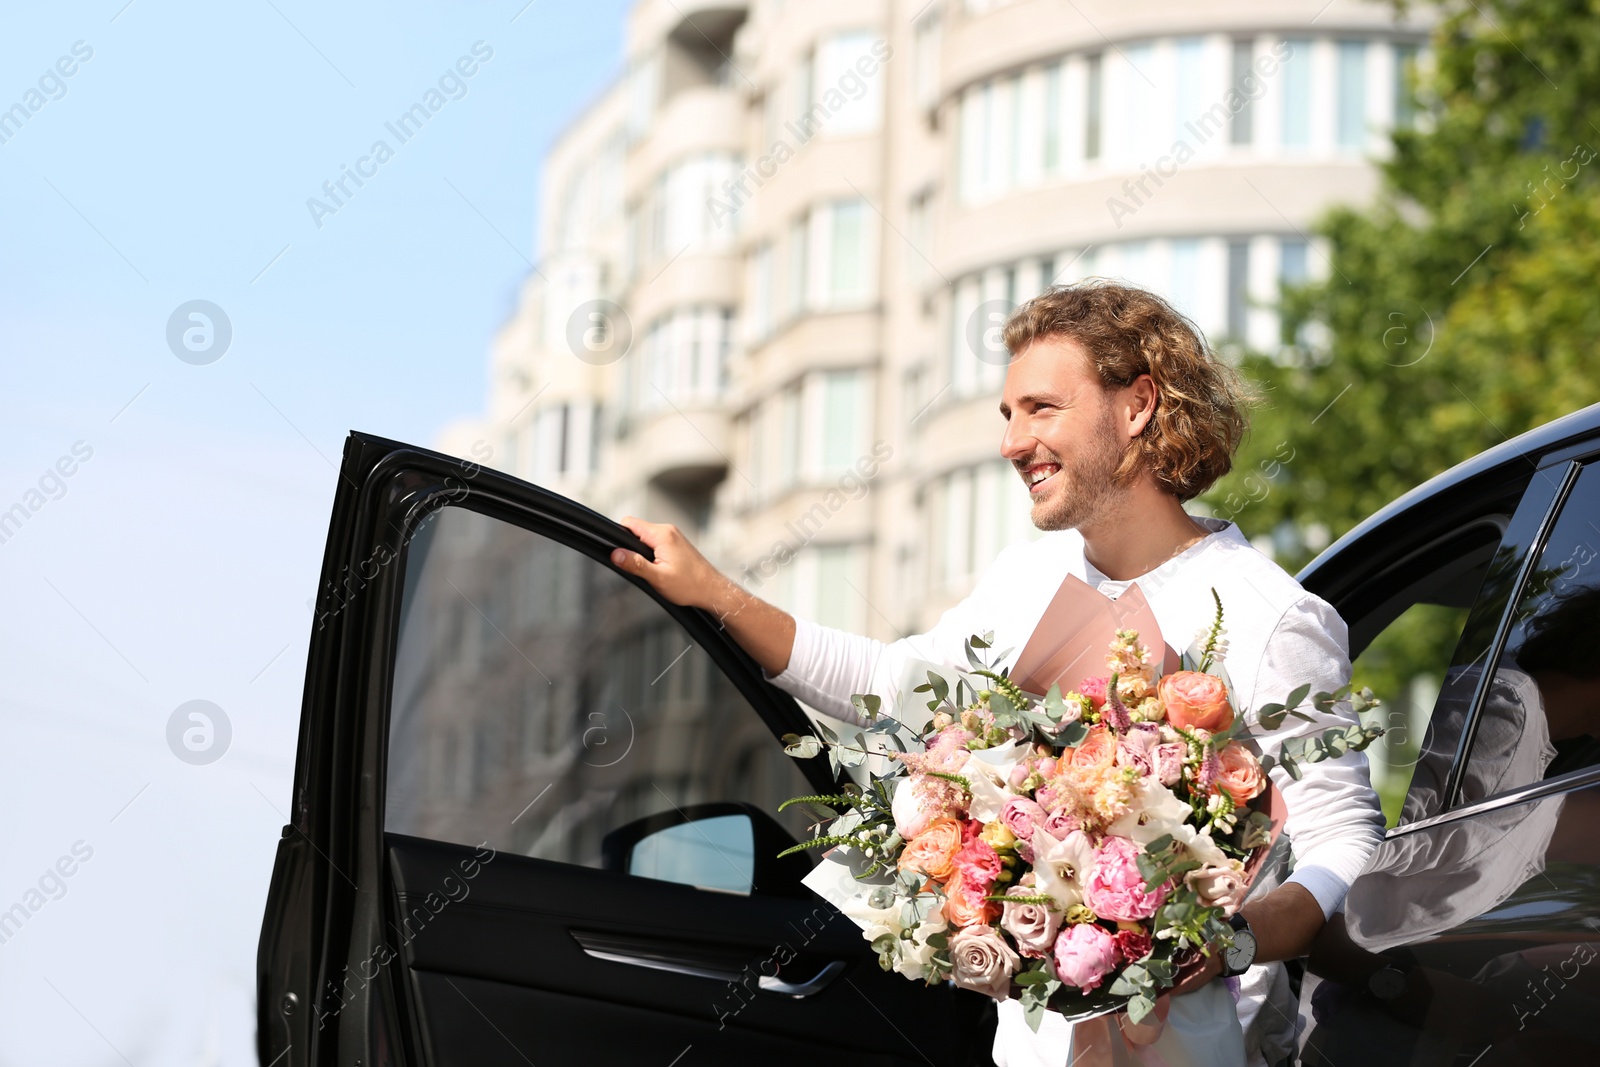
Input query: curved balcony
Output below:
<box><xmin>628</xmin><ymin>1</ymin><xmax>748</xmax><ymax>61</ymax></box>
<box><xmin>936</xmin><ymin>160</ymin><xmax>1376</xmax><ymax>281</ymax></box>
<box><xmin>619</xmin><ymin>401</ymin><xmax>732</xmax><ymax>494</ymax></box>
<box><xmin>626</xmin><ymin>85</ymin><xmax>746</xmax><ymax>203</ymax></box>
<box><xmin>939</xmin><ymin>0</ymin><xmax>1422</xmax><ymax>103</ymax></box>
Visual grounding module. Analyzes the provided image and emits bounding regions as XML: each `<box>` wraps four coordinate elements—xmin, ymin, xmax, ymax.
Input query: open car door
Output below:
<box><xmin>257</xmin><ymin>432</ymin><xmax>993</xmax><ymax>1067</ymax></box>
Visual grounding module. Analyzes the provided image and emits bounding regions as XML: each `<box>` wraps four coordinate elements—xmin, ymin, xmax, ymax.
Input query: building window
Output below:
<box><xmin>1280</xmin><ymin>238</ymin><xmax>1309</xmax><ymax>285</ymax></box>
<box><xmin>1393</xmin><ymin>43</ymin><xmax>1419</xmax><ymax>130</ymax></box>
<box><xmin>816</xmin><ymin>32</ymin><xmax>884</xmax><ymax>136</ymax></box>
<box><xmin>913</xmin><ymin>12</ymin><xmax>941</xmax><ymax>111</ymax></box>
<box><xmin>777</xmin><ymin>385</ymin><xmax>801</xmax><ymax>491</ymax></box>
<box><xmin>1085</xmin><ymin>53</ymin><xmax>1102</xmax><ymax>161</ymax></box>
<box><xmin>747</xmin><ymin>242</ymin><xmax>773</xmax><ymax>341</ymax></box>
<box><xmin>1170</xmin><ymin>238</ymin><xmax>1201</xmax><ymax>322</ymax></box>
<box><xmin>1043</xmin><ymin>61</ymin><xmax>1062</xmax><ymax>171</ymax></box>
<box><xmin>1226</xmin><ymin>239</ymin><xmax>1250</xmax><ymax>341</ymax></box>
<box><xmin>821</xmin><ymin>370</ymin><xmax>866</xmax><ymax>475</ymax></box>
<box><xmin>631</xmin><ymin>307</ymin><xmax>734</xmax><ymax>414</ymax></box>
<box><xmin>1337</xmin><ymin>41</ymin><xmax>1368</xmax><ymax>149</ymax></box>
<box><xmin>786</xmin><ymin>211</ymin><xmax>809</xmax><ymax>317</ymax></box>
<box><xmin>1175</xmin><ymin>37</ymin><xmax>1204</xmax><ymax>148</ymax></box>
<box><xmin>828</xmin><ymin>199</ymin><xmax>867</xmax><ymax>304</ymax></box>
<box><xmin>813</xmin><ymin>544</ymin><xmax>862</xmax><ymax>631</ymax></box>
<box><xmin>1230</xmin><ymin>39</ymin><xmax>1255</xmax><ymax>145</ymax></box>
<box><xmin>1281</xmin><ymin>38</ymin><xmax>1312</xmax><ymax>148</ymax></box>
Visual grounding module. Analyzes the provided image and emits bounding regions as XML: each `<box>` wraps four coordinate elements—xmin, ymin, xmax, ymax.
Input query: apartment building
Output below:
<box><xmin>441</xmin><ymin>0</ymin><xmax>1435</xmax><ymax>644</ymax></box>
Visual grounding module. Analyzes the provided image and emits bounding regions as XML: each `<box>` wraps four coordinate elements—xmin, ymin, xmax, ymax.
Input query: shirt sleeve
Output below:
<box><xmin>1243</xmin><ymin>595</ymin><xmax>1386</xmax><ymax>919</ymax></box>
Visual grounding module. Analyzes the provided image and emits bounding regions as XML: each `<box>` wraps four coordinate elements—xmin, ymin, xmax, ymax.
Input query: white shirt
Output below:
<box><xmin>765</xmin><ymin>518</ymin><xmax>1386</xmax><ymax>1067</ymax></box>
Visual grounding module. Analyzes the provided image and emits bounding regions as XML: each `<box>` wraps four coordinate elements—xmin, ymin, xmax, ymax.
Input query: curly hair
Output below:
<box><xmin>1001</xmin><ymin>279</ymin><xmax>1257</xmax><ymax>501</ymax></box>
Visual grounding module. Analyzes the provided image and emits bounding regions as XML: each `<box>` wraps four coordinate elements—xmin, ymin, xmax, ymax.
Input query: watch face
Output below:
<box><xmin>1368</xmin><ymin>966</ymin><xmax>1408</xmax><ymax>1000</ymax></box>
<box><xmin>1225</xmin><ymin>929</ymin><xmax>1257</xmax><ymax>973</ymax></box>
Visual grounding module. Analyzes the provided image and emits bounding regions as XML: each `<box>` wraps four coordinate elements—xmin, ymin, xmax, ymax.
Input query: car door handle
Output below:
<box><xmin>758</xmin><ymin>959</ymin><xmax>846</xmax><ymax>998</ymax></box>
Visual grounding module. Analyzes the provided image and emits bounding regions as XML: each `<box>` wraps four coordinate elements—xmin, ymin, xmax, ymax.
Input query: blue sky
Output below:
<box><xmin>0</xmin><ymin>2</ymin><xmax>630</xmax><ymax>1062</ymax></box>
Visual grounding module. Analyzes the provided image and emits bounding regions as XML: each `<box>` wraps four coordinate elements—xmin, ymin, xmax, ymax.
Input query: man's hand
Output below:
<box><xmin>1167</xmin><ymin>882</ymin><xmax>1327</xmax><ymax>998</ymax></box>
<box><xmin>608</xmin><ymin>515</ymin><xmax>798</xmax><ymax>677</ymax></box>
<box><xmin>1168</xmin><ymin>944</ymin><xmax>1225</xmax><ymax>998</ymax></box>
<box><xmin>609</xmin><ymin>516</ymin><xmax>725</xmax><ymax>611</ymax></box>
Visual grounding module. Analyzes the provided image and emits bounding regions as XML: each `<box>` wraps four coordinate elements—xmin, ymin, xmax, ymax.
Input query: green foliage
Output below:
<box><xmin>1202</xmin><ymin>4</ymin><xmax>1600</xmax><ymax>733</ymax></box>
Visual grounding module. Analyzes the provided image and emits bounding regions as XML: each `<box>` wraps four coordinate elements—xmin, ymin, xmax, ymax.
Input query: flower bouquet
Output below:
<box><xmin>779</xmin><ymin>591</ymin><xmax>1383</xmax><ymax>1030</ymax></box>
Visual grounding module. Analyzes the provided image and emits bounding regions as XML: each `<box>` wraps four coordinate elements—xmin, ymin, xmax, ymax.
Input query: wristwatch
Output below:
<box><xmin>1221</xmin><ymin>913</ymin><xmax>1257</xmax><ymax>977</ymax></box>
<box><xmin>1367</xmin><ymin>963</ymin><xmax>1409</xmax><ymax>1001</ymax></box>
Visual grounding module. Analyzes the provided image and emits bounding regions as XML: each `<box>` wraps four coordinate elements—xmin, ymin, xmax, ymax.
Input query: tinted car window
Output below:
<box><xmin>1457</xmin><ymin>461</ymin><xmax>1600</xmax><ymax>805</ymax></box>
<box><xmin>1339</xmin><ymin>522</ymin><xmax>1500</xmax><ymax>827</ymax></box>
<box><xmin>385</xmin><ymin>505</ymin><xmax>812</xmax><ymax>870</ymax></box>
<box><xmin>1303</xmin><ymin>778</ymin><xmax>1600</xmax><ymax>1065</ymax></box>
<box><xmin>1375</xmin><ymin>472</ymin><xmax>1565</xmax><ymax>825</ymax></box>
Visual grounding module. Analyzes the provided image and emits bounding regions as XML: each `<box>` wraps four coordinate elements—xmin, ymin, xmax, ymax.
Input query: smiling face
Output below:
<box><xmin>999</xmin><ymin>335</ymin><xmax>1139</xmax><ymax>532</ymax></box>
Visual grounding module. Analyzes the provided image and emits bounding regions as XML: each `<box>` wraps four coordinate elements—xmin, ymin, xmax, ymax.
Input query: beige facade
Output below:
<box><xmin>441</xmin><ymin>0</ymin><xmax>1435</xmax><ymax>645</ymax></box>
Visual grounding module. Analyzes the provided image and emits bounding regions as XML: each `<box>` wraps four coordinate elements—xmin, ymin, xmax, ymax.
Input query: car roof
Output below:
<box><xmin>1298</xmin><ymin>401</ymin><xmax>1600</xmax><ymax>599</ymax></box>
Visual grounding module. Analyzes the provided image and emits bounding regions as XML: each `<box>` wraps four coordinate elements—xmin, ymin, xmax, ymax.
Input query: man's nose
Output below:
<box><xmin>999</xmin><ymin>417</ymin><xmax>1034</xmax><ymax>462</ymax></box>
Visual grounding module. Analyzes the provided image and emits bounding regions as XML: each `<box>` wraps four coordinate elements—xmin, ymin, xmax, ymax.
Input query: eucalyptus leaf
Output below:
<box><xmin>781</xmin><ymin>733</ymin><xmax>822</xmax><ymax>759</ymax></box>
<box><xmin>852</xmin><ymin>694</ymin><xmax>883</xmax><ymax>722</ymax></box>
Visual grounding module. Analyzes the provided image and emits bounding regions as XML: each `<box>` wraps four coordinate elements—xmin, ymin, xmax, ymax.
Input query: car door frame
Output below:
<box><xmin>256</xmin><ymin>431</ymin><xmax>849</xmax><ymax>1067</ymax></box>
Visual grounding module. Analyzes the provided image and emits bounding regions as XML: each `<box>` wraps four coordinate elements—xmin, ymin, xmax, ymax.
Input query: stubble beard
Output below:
<box><xmin>1027</xmin><ymin>418</ymin><xmax>1127</xmax><ymax>533</ymax></box>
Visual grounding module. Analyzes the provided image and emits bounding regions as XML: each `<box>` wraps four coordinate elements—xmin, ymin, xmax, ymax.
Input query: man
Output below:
<box><xmin>611</xmin><ymin>281</ymin><xmax>1385</xmax><ymax>1066</ymax></box>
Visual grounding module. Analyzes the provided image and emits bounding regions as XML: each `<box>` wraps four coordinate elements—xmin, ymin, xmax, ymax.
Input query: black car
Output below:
<box><xmin>258</xmin><ymin>406</ymin><xmax>1600</xmax><ymax>1067</ymax></box>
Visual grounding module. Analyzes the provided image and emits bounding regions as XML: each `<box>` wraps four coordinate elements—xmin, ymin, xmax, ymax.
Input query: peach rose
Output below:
<box><xmin>1216</xmin><ymin>742</ymin><xmax>1266</xmax><ymax>805</ymax></box>
<box><xmin>1070</xmin><ymin>725</ymin><xmax>1118</xmax><ymax>770</ymax></box>
<box><xmin>943</xmin><ymin>869</ymin><xmax>1002</xmax><ymax>928</ymax></box>
<box><xmin>1157</xmin><ymin>671</ymin><xmax>1234</xmax><ymax>732</ymax></box>
<box><xmin>897</xmin><ymin>817</ymin><xmax>963</xmax><ymax>883</ymax></box>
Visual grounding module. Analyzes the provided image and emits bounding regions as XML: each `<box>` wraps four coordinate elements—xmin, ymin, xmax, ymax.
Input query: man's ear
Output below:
<box><xmin>1123</xmin><ymin>374</ymin><xmax>1158</xmax><ymax>439</ymax></box>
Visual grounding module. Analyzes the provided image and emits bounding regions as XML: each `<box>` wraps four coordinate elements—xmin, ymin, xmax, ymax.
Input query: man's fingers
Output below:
<box><xmin>610</xmin><ymin>547</ymin><xmax>647</xmax><ymax>572</ymax></box>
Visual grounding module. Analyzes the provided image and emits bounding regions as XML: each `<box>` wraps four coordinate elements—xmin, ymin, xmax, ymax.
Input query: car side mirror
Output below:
<box><xmin>600</xmin><ymin>801</ymin><xmax>815</xmax><ymax>899</ymax></box>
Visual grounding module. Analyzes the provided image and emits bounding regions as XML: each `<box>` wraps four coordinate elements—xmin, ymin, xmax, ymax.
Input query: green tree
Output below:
<box><xmin>1212</xmin><ymin>0</ymin><xmax>1600</xmax><ymax>559</ymax></box>
<box><xmin>1202</xmin><ymin>0</ymin><xmax>1600</xmax><ymax>818</ymax></box>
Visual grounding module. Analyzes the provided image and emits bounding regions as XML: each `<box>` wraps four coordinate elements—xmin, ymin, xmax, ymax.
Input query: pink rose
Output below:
<box><xmin>1116</xmin><ymin>725</ymin><xmax>1161</xmax><ymax>776</ymax></box>
<box><xmin>1041</xmin><ymin>805</ymin><xmax>1083</xmax><ymax>840</ymax></box>
<box><xmin>999</xmin><ymin>796</ymin><xmax>1047</xmax><ymax>842</ymax></box>
<box><xmin>1187</xmin><ymin>861</ymin><xmax>1249</xmax><ymax>917</ymax></box>
<box><xmin>1053</xmin><ymin>921</ymin><xmax>1121</xmax><ymax>992</ymax></box>
<box><xmin>925</xmin><ymin>726</ymin><xmax>976</xmax><ymax>772</ymax></box>
<box><xmin>1158</xmin><ymin>671</ymin><xmax>1235</xmax><ymax>732</ymax></box>
<box><xmin>1154</xmin><ymin>743</ymin><xmax>1186</xmax><ymax>787</ymax></box>
<box><xmin>952</xmin><ymin>836</ymin><xmax>1003</xmax><ymax>892</ymax></box>
<box><xmin>949</xmin><ymin>924</ymin><xmax>1021</xmax><ymax>1001</ymax></box>
<box><xmin>1078</xmin><ymin>676</ymin><xmax>1109</xmax><ymax>710</ymax></box>
<box><xmin>1001</xmin><ymin>887</ymin><xmax>1062</xmax><ymax>958</ymax></box>
<box><xmin>1083</xmin><ymin>836</ymin><xmax>1170</xmax><ymax>921</ymax></box>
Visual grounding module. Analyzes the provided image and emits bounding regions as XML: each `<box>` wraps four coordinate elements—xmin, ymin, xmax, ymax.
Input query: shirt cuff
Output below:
<box><xmin>1283</xmin><ymin>865</ymin><xmax>1350</xmax><ymax>921</ymax></box>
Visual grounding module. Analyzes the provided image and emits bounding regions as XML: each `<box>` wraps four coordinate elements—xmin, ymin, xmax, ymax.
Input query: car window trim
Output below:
<box><xmin>1387</xmin><ymin>758</ymin><xmax>1600</xmax><ymax>841</ymax></box>
<box><xmin>1441</xmin><ymin>459</ymin><xmax>1582</xmax><ymax>810</ymax></box>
